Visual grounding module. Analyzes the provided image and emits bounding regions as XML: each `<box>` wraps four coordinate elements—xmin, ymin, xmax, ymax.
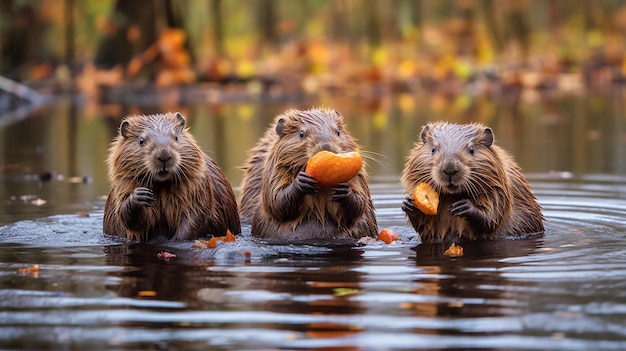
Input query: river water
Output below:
<box><xmin>0</xmin><ymin>91</ymin><xmax>625</xmax><ymax>350</ymax></box>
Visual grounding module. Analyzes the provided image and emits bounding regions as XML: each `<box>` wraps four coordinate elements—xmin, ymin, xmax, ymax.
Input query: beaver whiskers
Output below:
<box><xmin>103</xmin><ymin>112</ymin><xmax>241</xmax><ymax>242</ymax></box>
<box><xmin>239</xmin><ymin>107</ymin><xmax>378</xmax><ymax>243</ymax></box>
<box><xmin>401</xmin><ymin>122</ymin><xmax>543</xmax><ymax>243</ymax></box>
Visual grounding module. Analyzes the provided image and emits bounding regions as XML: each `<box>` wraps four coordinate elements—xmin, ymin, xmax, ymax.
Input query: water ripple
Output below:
<box><xmin>1</xmin><ymin>175</ymin><xmax>626</xmax><ymax>350</ymax></box>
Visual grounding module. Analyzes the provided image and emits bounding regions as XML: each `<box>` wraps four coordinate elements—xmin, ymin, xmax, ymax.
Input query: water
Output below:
<box><xmin>1</xmin><ymin>92</ymin><xmax>626</xmax><ymax>350</ymax></box>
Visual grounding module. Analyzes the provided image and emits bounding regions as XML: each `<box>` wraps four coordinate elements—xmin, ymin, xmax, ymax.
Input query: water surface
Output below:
<box><xmin>1</xmin><ymin>92</ymin><xmax>625</xmax><ymax>350</ymax></box>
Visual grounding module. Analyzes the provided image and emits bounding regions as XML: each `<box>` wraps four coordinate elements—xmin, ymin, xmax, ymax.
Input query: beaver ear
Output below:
<box><xmin>275</xmin><ymin>118</ymin><xmax>286</xmax><ymax>137</ymax></box>
<box><xmin>482</xmin><ymin>127</ymin><xmax>494</xmax><ymax>147</ymax></box>
<box><xmin>175</xmin><ymin>112</ymin><xmax>186</xmax><ymax>132</ymax></box>
<box><xmin>120</xmin><ymin>121</ymin><xmax>130</xmax><ymax>139</ymax></box>
<box><xmin>420</xmin><ymin>125</ymin><xmax>431</xmax><ymax>143</ymax></box>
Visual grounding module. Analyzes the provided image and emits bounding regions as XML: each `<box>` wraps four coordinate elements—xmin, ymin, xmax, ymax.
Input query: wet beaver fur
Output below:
<box><xmin>401</xmin><ymin>122</ymin><xmax>544</xmax><ymax>243</ymax></box>
<box><xmin>239</xmin><ymin>108</ymin><xmax>378</xmax><ymax>243</ymax></box>
<box><xmin>103</xmin><ymin>112</ymin><xmax>241</xmax><ymax>242</ymax></box>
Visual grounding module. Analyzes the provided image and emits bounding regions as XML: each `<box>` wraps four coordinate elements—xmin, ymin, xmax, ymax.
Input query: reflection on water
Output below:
<box><xmin>1</xmin><ymin>93</ymin><xmax>626</xmax><ymax>350</ymax></box>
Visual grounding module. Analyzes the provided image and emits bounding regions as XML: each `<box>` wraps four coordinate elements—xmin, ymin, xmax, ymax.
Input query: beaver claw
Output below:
<box><xmin>332</xmin><ymin>182</ymin><xmax>362</xmax><ymax>226</ymax></box>
<box><xmin>450</xmin><ymin>199</ymin><xmax>491</xmax><ymax>232</ymax></box>
<box><xmin>293</xmin><ymin>171</ymin><xmax>318</xmax><ymax>195</ymax></box>
<box><xmin>130</xmin><ymin>187</ymin><xmax>156</xmax><ymax>207</ymax></box>
<box><xmin>401</xmin><ymin>195</ymin><xmax>417</xmax><ymax>213</ymax></box>
<box><xmin>449</xmin><ymin>199</ymin><xmax>477</xmax><ymax>218</ymax></box>
<box><xmin>120</xmin><ymin>187</ymin><xmax>155</xmax><ymax>231</ymax></box>
<box><xmin>331</xmin><ymin>182</ymin><xmax>352</xmax><ymax>201</ymax></box>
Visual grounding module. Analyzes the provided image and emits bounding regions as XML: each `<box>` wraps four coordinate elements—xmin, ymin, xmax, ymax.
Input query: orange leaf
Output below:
<box><xmin>443</xmin><ymin>243</ymin><xmax>464</xmax><ymax>257</ymax></box>
<box><xmin>223</xmin><ymin>229</ymin><xmax>236</xmax><ymax>242</ymax></box>
<box><xmin>17</xmin><ymin>264</ymin><xmax>39</xmax><ymax>273</ymax></box>
<box><xmin>193</xmin><ymin>237</ymin><xmax>219</xmax><ymax>249</ymax></box>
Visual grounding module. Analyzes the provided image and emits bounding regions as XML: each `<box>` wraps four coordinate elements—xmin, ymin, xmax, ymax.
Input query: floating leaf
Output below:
<box><xmin>17</xmin><ymin>264</ymin><xmax>39</xmax><ymax>273</ymax></box>
<box><xmin>223</xmin><ymin>229</ymin><xmax>236</xmax><ymax>242</ymax></box>
<box><xmin>443</xmin><ymin>243</ymin><xmax>464</xmax><ymax>257</ymax></box>
<box><xmin>333</xmin><ymin>288</ymin><xmax>360</xmax><ymax>297</ymax></box>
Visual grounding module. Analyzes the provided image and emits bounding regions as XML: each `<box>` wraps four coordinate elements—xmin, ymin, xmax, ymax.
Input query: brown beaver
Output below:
<box><xmin>103</xmin><ymin>112</ymin><xmax>241</xmax><ymax>243</ymax></box>
<box><xmin>239</xmin><ymin>108</ymin><xmax>378</xmax><ymax>243</ymax></box>
<box><xmin>401</xmin><ymin>122</ymin><xmax>544</xmax><ymax>243</ymax></box>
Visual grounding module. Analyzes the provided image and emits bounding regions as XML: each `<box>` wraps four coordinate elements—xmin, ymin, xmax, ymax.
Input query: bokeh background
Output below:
<box><xmin>3</xmin><ymin>0</ymin><xmax>626</xmax><ymax>95</ymax></box>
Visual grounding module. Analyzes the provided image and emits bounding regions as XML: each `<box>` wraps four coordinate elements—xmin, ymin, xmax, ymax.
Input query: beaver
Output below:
<box><xmin>239</xmin><ymin>108</ymin><xmax>378</xmax><ymax>243</ymax></box>
<box><xmin>401</xmin><ymin>122</ymin><xmax>544</xmax><ymax>243</ymax></box>
<box><xmin>103</xmin><ymin>112</ymin><xmax>241</xmax><ymax>243</ymax></box>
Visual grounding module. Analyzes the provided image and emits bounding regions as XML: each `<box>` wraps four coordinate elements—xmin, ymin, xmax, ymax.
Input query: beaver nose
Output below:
<box><xmin>442</xmin><ymin>159</ymin><xmax>458</xmax><ymax>176</ymax></box>
<box><xmin>443</xmin><ymin>168</ymin><xmax>458</xmax><ymax>176</ymax></box>
<box><xmin>157</xmin><ymin>150</ymin><xmax>172</xmax><ymax>164</ymax></box>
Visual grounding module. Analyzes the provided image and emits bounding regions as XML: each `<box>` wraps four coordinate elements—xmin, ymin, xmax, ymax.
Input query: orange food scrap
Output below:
<box><xmin>138</xmin><ymin>290</ymin><xmax>157</xmax><ymax>297</ymax></box>
<box><xmin>377</xmin><ymin>229</ymin><xmax>400</xmax><ymax>244</ymax></box>
<box><xmin>192</xmin><ymin>240</ymin><xmax>206</xmax><ymax>249</ymax></box>
<box><xmin>443</xmin><ymin>243</ymin><xmax>464</xmax><ymax>257</ymax></box>
<box><xmin>412</xmin><ymin>182</ymin><xmax>439</xmax><ymax>215</ymax></box>
<box><xmin>17</xmin><ymin>264</ymin><xmax>39</xmax><ymax>273</ymax></box>
<box><xmin>193</xmin><ymin>237</ymin><xmax>219</xmax><ymax>249</ymax></box>
<box><xmin>204</xmin><ymin>237</ymin><xmax>219</xmax><ymax>248</ymax></box>
<box><xmin>223</xmin><ymin>229</ymin><xmax>236</xmax><ymax>242</ymax></box>
<box><xmin>157</xmin><ymin>251</ymin><xmax>176</xmax><ymax>259</ymax></box>
<box><xmin>305</xmin><ymin>150</ymin><xmax>362</xmax><ymax>187</ymax></box>
<box><xmin>193</xmin><ymin>231</ymin><xmax>236</xmax><ymax>249</ymax></box>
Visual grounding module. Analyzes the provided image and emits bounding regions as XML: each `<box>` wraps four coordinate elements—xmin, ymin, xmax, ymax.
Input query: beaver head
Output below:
<box><xmin>110</xmin><ymin>112</ymin><xmax>202</xmax><ymax>186</ymax></box>
<box><xmin>417</xmin><ymin>122</ymin><xmax>501</xmax><ymax>195</ymax></box>
<box><xmin>270</xmin><ymin>108</ymin><xmax>359</xmax><ymax>173</ymax></box>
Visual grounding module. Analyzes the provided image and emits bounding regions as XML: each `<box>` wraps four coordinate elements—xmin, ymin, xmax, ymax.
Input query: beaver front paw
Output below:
<box><xmin>450</xmin><ymin>199</ymin><xmax>490</xmax><ymax>232</ymax></box>
<box><xmin>331</xmin><ymin>182</ymin><xmax>352</xmax><ymax>202</ymax></box>
<box><xmin>401</xmin><ymin>195</ymin><xmax>417</xmax><ymax>213</ymax></box>
<box><xmin>293</xmin><ymin>171</ymin><xmax>318</xmax><ymax>195</ymax></box>
<box><xmin>120</xmin><ymin>187</ymin><xmax>156</xmax><ymax>231</ymax></box>
<box><xmin>449</xmin><ymin>199</ymin><xmax>477</xmax><ymax>218</ymax></box>
<box><xmin>129</xmin><ymin>187</ymin><xmax>156</xmax><ymax>208</ymax></box>
<box><xmin>332</xmin><ymin>182</ymin><xmax>363</xmax><ymax>227</ymax></box>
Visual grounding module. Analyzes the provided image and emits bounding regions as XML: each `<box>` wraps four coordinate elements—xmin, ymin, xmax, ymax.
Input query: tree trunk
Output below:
<box><xmin>364</xmin><ymin>0</ymin><xmax>381</xmax><ymax>46</ymax></box>
<box><xmin>211</xmin><ymin>0</ymin><xmax>224</xmax><ymax>55</ymax></box>
<box><xmin>257</xmin><ymin>0</ymin><xmax>278</xmax><ymax>49</ymax></box>
<box><xmin>481</xmin><ymin>0</ymin><xmax>502</xmax><ymax>53</ymax></box>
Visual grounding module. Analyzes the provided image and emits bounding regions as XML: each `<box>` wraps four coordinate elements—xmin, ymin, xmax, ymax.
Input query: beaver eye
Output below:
<box><xmin>299</xmin><ymin>131</ymin><xmax>305</xmax><ymax>138</ymax></box>
<box><xmin>431</xmin><ymin>147</ymin><xmax>436</xmax><ymax>154</ymax></box>
<box><xmin>175</xmin><ymin>135</ymin><xmax>179</xmax><ymax>142</ymax></box>
<box><xmin>336</xmin><ymin>129</ymin><xmax>340</xmax><ymax>137</ymax></box>
<box><xmin>139</xmin><ymin>138</ymin><xmax>145</xmax><ymax>145</ymax></box>
<box><xmin>469</xmin><ymin>147</ymin><xmax>475</xmax><ymax>155</ymax></box>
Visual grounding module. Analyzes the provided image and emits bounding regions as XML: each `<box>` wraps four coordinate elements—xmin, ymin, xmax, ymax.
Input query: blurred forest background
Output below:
<box><xmin>3</xmin><ymin>0</ymin><xmax>626</xmax><ymax>109</ymax></box>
